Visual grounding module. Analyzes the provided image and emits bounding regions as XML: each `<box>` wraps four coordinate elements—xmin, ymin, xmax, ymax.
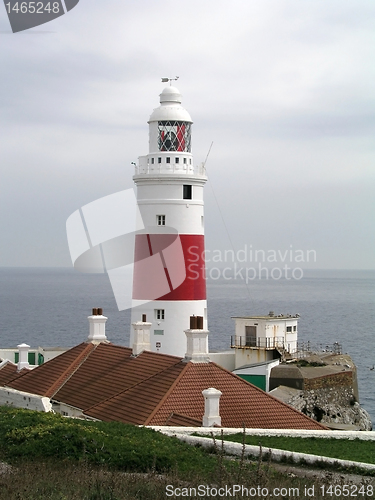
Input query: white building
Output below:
<box><xmin>130</xmin><ymin>84</ymin><xmax>208</xmax><ymax>357</ymax></box>
<box><xmin>232</xmin><ymin>311</ymin><xmax>299</xmax><ymax>355</ymax></box>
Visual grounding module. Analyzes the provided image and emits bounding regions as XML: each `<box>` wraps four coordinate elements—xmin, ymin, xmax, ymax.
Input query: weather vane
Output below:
<box><xmin>161</xmin><ymin>76</ymin><xmax>179</xmax><ymax>85</ymax></box>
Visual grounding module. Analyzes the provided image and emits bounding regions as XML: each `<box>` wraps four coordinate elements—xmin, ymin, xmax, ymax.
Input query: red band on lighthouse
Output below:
<box><xmin>133</xmin><ymin>234</ymin><xmax>206</xmax><ymax>301</ymax></box>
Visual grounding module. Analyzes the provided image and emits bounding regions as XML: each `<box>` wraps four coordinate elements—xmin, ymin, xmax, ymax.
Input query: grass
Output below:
<box><xmin>204</xmin><ymin>432</ymin><xmax>375</xmax><ymax>465</ymax></box>
<box><xmin>0</xmin><ymin>406</ymin><xmax>220</xmax><ymax>476</ymax></box>
<box><xmin>0</xmin><ymin>407</ymin><xmax>373</xmax><ymax>499</ymax></box>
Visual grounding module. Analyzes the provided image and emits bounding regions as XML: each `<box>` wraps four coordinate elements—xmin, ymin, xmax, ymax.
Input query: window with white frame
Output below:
<box><xmin>155</xmin><ymin>309</ymin><xmax>165</xmax><ymax>320</ymax></box>
<box><xmin>157</xmin><ymin>215</ymin><xmax>165</xmax><ymax>226</ymax></box>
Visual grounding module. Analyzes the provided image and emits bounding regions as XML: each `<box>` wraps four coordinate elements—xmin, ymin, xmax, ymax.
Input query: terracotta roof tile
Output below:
<box><xmin>0</xmin><ymin>362</ymin><xmax>26</xmax><ymax>386</ymax></box>
<box><xmin>84</xmin><ymin>361</ymin><xmax>187</xmax><ymax>424</ymax></box>
<box><xmin>54</xmin><ymin>344</ymin><xmax>183</xmax><ymax>412</ymax></box>
<box><xmin>7</xmin><ymin>343</ymin><xmax>95</xmax><ymax>397</ymax></box>
<box><xmin>5</xmin><ymin>341</ymin><xmax>327</xmax><ymax>430</ymax></box>
<box><xmin>164</xmin><ymin>413</ymin><xmax>202</xmax><ymax>427</ymax></box>
<box><xmin>149</xmin><ymin>362</ymin><xmax>327</xmax><ymax>430</ymax></box>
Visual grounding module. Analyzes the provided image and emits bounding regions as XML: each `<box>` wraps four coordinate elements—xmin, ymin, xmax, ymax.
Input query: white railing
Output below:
<box><xmin>134</xmin><ymin>159</ymin><xmax>206</xmax><ymax>177</ymax></box>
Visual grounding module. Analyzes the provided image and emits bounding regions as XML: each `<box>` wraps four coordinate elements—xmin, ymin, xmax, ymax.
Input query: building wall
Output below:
<box><xmin>208</xmin><ymin>351</ymin><xmax>235</xmax><ymax>371</ymax></box>
<box><xmin>233</xmin><ymin>317</ymin><xmax>298</xmax><ymax>353</ymax></box>
<box><xmin>0</xmin><ymin>387</ymin><xmax>52</xmax><ymax>412</ymax></box>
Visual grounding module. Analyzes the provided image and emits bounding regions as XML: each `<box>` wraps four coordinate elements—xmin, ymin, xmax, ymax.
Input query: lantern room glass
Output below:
<box><xmin>158</xmin><ymin>121</ymin><xmax>191</xmax><ymax>152</ymax></box>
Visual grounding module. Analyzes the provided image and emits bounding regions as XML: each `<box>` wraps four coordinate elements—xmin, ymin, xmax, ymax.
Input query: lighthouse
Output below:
<box><xmin>130</xmin><ymin>83</ymin><xmax>207</xmax><ymax>357</ymax></box>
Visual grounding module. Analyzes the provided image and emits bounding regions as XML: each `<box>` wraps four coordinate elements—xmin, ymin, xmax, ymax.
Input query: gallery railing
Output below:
<box><xmin>230</xmin><ymin>336</ymin><xmax>285</xmax><ymax>349</ymax></box>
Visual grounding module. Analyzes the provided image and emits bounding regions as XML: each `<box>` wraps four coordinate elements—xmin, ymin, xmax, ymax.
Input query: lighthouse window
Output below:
<box><xmin>175</xmin><ymin>157</ymin><xmax>179</xmax><ymax>164</ymax></box>
<box><xmin>151</xmin><ymin>158</ymin><xmax>155</xmax><ymax>165</ymax></box>
<box><xmin>166</xmin><ymin>157</ymin><xmax>171</xmax><ymax>164</ymax></box>
<box><xmin>183</xmin><ymin>158</ymin><xmax>187</xmax><ymax>164</ymax></box>
<box><xmin>155</xmin><ymin>309</ymin><xmax>165</xmax><ymax>320</ymax></box>
<box><xmin>286</xmin><ymin>326</ymin><xmax>292</xmax><ymax>333</ymax></box>
<box><xmin>157</xmin><ymin>215</ymin><xmax>165</xmax><ymax>226</ymax></box>
<box><xmin>183</xmin><ymin>185</ymin><xmax>192</xmax><ymax>200</ymax></box>
<box><xmin>158</xmin><ymin>121</ymin><xmax>191</xmax><ymax>152</ymax></box>
<box><xmin>158</xmin><ymin>157</ymin><xmax>162</xmax><ymax>164</ymax></box>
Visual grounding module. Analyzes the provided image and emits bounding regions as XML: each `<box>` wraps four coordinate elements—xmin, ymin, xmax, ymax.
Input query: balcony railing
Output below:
<box><xmin>230</xmin><ymin>336</ymin><xmax>285</xmax><ymax>349</ymax></box>
<box><xmin>134</xmin><ymin>158</ymin><xmax>206</xmax><ymax>177</ymax></box>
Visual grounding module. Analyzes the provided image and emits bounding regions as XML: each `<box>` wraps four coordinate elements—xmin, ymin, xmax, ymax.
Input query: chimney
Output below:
<box><xmin>87</xmin><ymin>308</ymin><xmax>108</xmax><ymax>343</ymax></box>
<box><xmin>202</xmin><ymin>388</ymin><xmax>222</xmax><ymax>427</ymax></box>
<box><xmin>184</xmin><ymin>316</ymin><xmax>210</xmax><ymax>363</ymax></box>
<box><xmin>132</xmin><ymin>314</ymin><xmax>151</xmax><ymax>356</ymax></box>
<box><xmin>17</xmin><ymin>343</ymin><xmax>30</xmax><ymax>371</ymax></box>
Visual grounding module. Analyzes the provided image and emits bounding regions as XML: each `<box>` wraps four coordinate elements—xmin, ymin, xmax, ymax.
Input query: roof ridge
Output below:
<box><xmin>144</xmin><ymin>361</ymin><xmax>189</xmax><ymax>425</ymax></box>
<box><xmin>208</xmin><ymin>361</ymin><xmax>328</xmax><ymax>430</ymax></box>
<box><xmin>84</xmin><ymin>358</ymin><xmax>185</xmax><ymax>415</ymax></box>
<box><xmin>46</xmin><ymin>343</ymin><xmax>97</xmax><ymax>398</ymax></box>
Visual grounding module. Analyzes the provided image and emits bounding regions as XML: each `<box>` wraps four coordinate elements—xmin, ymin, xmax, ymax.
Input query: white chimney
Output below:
<box><xmin>184</xmin><ymin>316</ymin><xmax>210</xmax><ymax>363</ymax></box>
<box><xmin>87</xmin><ymin>308</ymin><xmax>108</xmax><ymax>343</ymax></box>
<box><xmin>17</xmin><ymin>343</ymin><xmax>30</xmax><ymax>371</ymax></box>
<box><xmin>202</xmin><ymin>388</ymin><xmax>222</xmax><ymax>427</ymax></box>
<box><xmin>132</xmin><ymin>314</ymin><xmax>151</xmax><ymax>356</ymax></box>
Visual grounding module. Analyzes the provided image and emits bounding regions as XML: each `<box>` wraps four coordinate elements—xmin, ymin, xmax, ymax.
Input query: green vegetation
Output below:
<box><xmin>207</xmin><ymin>433</ymin><xmax>375</xmax><ymax>465</ymax></box>
<box><xmin>0</xmin><ymin>406</ymin><xmax>218</xmax><ymax>475</ymax></box>
<box><xmin>0</xmin><ymin>407</ymin><xmax>373</xmax><ymax>499</ymax></box>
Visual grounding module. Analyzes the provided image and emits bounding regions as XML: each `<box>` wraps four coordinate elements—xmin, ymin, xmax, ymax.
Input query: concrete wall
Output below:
<box><xmin>208</xmin><ymin>351</ymin><xmax>235</xmax><ymax>371</ymax></box>
<box><xmin>0</xmin><ymin>387</ymin><xmax>52</xmax><ymax>412</ymax></box>
<box><xmin>235</xmin><ymin>348</ymin><xmax>276</xmax><ymax>369</ymax></box>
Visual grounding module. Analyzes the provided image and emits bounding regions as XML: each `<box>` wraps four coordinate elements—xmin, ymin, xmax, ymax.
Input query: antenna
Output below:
<box><xmin>161</xmin><ymin>76</ymin><xmax>179</xmax><ymax>85</ymax></box>
<box><xmin>203</xmin><ymin>141</ymin><xmax>213</xmax><ymax>168</ymax></box>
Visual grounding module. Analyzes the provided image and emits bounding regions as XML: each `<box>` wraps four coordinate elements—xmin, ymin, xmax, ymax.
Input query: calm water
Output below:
<box><xmin>0</xmin><ymin>267</ymin><xmax>374</xmax><ymax>426</ymax></box>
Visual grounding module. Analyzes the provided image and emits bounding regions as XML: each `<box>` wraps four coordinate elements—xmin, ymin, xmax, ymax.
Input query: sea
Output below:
<box><xmin>0</xmin><ymin>267</ymin><xmax>374</xmax><ymax>427</ymax></box>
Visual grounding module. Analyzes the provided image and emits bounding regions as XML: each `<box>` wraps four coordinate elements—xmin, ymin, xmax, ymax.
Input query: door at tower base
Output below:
<box><xmin>132</xmin><ymin>233</ymin><xmax>206</xmax><ymax>301</ymax></box>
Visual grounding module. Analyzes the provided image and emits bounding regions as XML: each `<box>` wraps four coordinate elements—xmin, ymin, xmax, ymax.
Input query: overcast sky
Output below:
<box><xmin>1</xmin><ymin>0</ymin><xmax>374</xmax><ymax>269</ymax></box>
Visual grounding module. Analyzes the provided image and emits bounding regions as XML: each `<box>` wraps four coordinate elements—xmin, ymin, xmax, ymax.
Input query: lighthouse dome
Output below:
<box><xmin>148</xmin><ymin>86</ymin><xmax>192</xmax><ymax>123</ymax></box>
<box><xmin>160</xmin><ymin>86</ymin><xmax>182</xmax><ymax>103</ymax></box>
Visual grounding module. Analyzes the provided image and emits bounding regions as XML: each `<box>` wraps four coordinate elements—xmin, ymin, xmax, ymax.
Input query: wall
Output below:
<box><xmin>0</xmin><ymin>387</ymin><xmax>52</xmax><ymax>412</ymax></box>
<box><xmin>208</xmin><ymin>351</ymin><xmax>235</xmax><ymax>371</ymax></box>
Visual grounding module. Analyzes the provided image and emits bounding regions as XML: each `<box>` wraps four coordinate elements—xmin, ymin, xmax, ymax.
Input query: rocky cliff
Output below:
<box><xmin>269</xmin><ymin>353</ymin><xmax>372</xmax><ymax>431</ymax></box>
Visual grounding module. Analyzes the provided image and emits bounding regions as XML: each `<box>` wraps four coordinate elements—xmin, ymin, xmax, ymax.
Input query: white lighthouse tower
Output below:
<box><xmin>130</xmin><ymin>83</ymin><xmax>207</xmax><ymax>357</ymax></box>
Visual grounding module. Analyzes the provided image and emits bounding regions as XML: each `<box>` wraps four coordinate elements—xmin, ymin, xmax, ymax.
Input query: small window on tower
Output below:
<box><xmin>158</xmin><ymin>157</ymin><xmax>162</xmax><ymax>164</ymax></box>
<box><xmin>151</xmin><ymin>158</ymin><xmax>155</xmax><ymax>164</ymax></box>
<box><xmin>166</xmin><ymin>157</ymin><xmax>171</xmax><ymax>164</ymax></box>
<box><xmin>183</xmin><ymin>158</ymin><xmax>187</xmax><ymax>164</ymax></box>
<box><xmin>155</xmin><ymin>309</ymin><xmax>165</xmax><ymax>320</ymax></box>
<box><xmin>183</xmin><ymin>185</ymin><xmax>192</xmax><ymax>200</ymax></box>
<box><xmin>175</xmin><ymin>157</ymin><xmax>179</xmax><ymax>164</ymax></box>
<box><xmin>157</xmin><ymin>215</ymin><xmax>165</xmax><ymax>226</ymax></box>
<box><xmin>286</xmin><ymin>326</ymin><xmax>292</xmax><ymax>333</ymax></box>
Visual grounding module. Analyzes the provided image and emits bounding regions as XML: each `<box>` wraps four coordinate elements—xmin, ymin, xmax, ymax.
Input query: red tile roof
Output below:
<box><xmin>7</xmin><ymin>343</ymin><xmax>95</xmax><ymax>397</ymax></box>
<box><xmin>4</xmin><ymin>342</ymin><xmax>327</xmax><ymax>430</ymax></box>
<box><xmin>85</xmin><ymin>360</ymin><xmax>187</xmax><ymax>424</ymax></box>
<box><xmin>0</xmin><ymin>362</ymin><xmax>26</xmax><ymax>386</ymax></box>
<box><xmin>148</xmin><ymin>363</ymin><xmax>327</xmax><ymax>430</ymax></box>
<box><xmin>55</xmin><ymin>345</ymin><xmax>183</xmax><ymax>413</ymax></box>
<box><xmin>164</xmin><ymin>413</ymin><xmax>202</xmax><ymax>427</ymax></box>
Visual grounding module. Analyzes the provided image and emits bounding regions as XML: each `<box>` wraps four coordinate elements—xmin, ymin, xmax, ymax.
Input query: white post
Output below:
<box><xmin>17</xmin><ymin>343</ymin><xmax>30</xmax><ymax>371</ymax></box>
<box><xmin>132</xmin><ymin>320</ymin><xmax>152</xmax><ymax>356</ymax></box>
<box><xmin>202</xmin><ymin>387</ymin><xmax>222</xmax><ymax>427</ymax></box>
<box><xmin>184</xmin><ymin>329</ymin><xmax>210</xmax><ymax>363</ymax></box>
<box><xmin>87</xmin><ymin>308</ymin><xmax>108</xmax><ymax>343</ymax></box>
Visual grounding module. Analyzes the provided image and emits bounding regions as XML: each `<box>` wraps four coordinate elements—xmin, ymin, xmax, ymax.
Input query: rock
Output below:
<box><xmin>287</xmin><ymin>387</ymin><xmax>372</xmax><ymax>431</ymax></box>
